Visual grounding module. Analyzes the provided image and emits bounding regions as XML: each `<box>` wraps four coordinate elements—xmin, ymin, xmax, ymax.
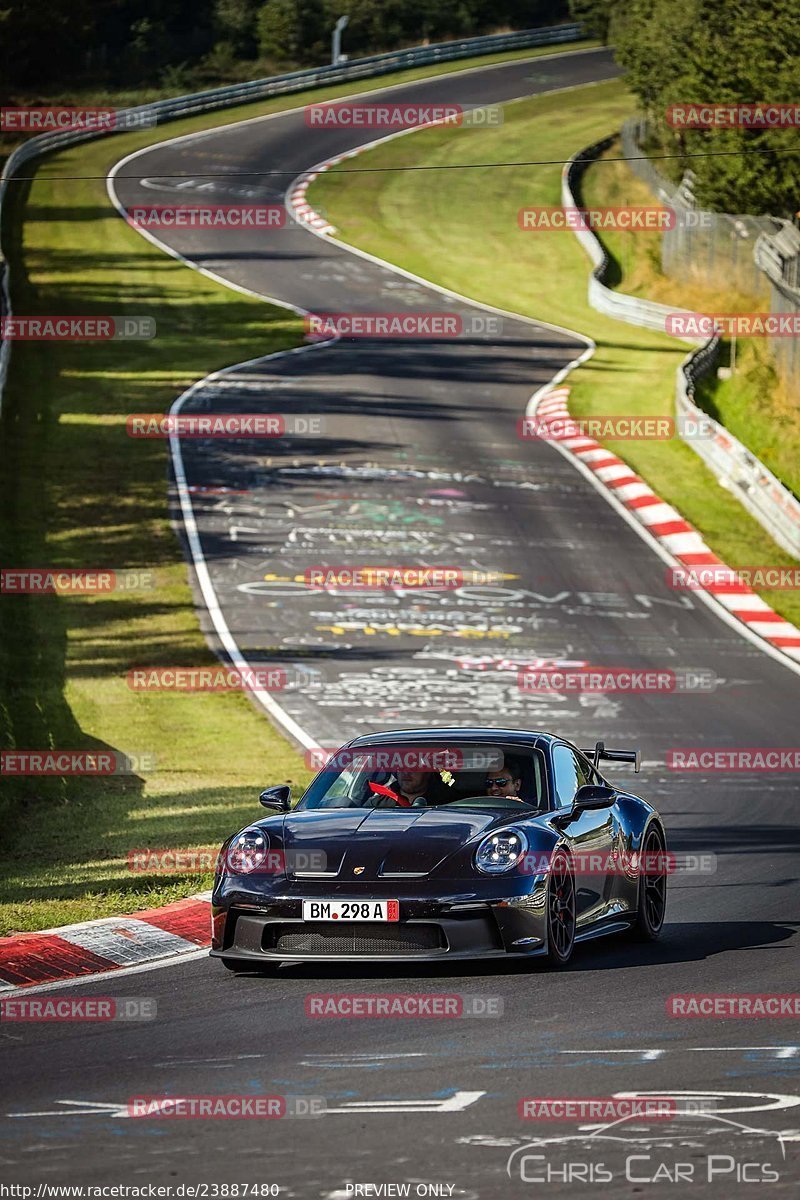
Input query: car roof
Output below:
<box><xmin>346</xmin><ymin>727</ymin><xmax>557</xmax><ymax>748</ymax></box>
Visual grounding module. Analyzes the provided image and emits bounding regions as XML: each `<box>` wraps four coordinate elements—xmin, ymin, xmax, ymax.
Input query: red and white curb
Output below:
<box><xmin>0</xmin><ymin>893</ymin><xmax>212</xmax><ymax>989</ymax></box>
<box><xmin>535</xmin><ymin>386</ymin><xmax>800</xmax><ymax>662</ymax></box>
<box><xmin>289</xmin><ymin>166</ymin><xmax>343</xmax><ymax>235</ymax></box>
<box><xmin>287</xmin><ymin>119</ymin><xmax>452</xmax><ymax>235</ymax></box>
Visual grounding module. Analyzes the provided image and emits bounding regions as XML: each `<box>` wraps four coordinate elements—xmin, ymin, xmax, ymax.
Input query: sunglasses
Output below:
<box><xmin>485</xmin><ymin>776</ymin><xmax>513</xmax><ymax>787</ymax></box>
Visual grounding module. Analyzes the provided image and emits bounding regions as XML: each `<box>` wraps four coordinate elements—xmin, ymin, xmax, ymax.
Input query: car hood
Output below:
<box><xmin>279</xmin><ymin>807</ymin><xmax>520</xmax><ymax>879</ymax></box>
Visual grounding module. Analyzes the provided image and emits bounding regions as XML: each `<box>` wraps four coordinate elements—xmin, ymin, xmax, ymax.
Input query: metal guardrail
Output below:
<box><xmin>0</xmin><ymin>22</ymin><xmax>584</xmax><ymax>416</ymax></box>
<box><xmin>562</xmin><ymin>137</ymin><xmax>702</xmax><ymax>338</ymax></box>
<box><xmin>677</xmin><ymin>345</ymin><xmax>800</xmax><ymax>559</ymax></box>
<box><xmin>563</xmin><ymin>133</ymin><xmax>800</xmax><ymax>558</ymax></box>
<box><xmin>620</xmin><ymin>117</ymin><xmax>800</xmax><ymax>526</ymax></box>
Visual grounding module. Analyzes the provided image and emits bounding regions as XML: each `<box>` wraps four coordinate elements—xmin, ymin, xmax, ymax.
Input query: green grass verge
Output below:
<box><xmin>0</xmin><ymin>42</ymin><xmax>605</xmax><ymax>935</ymax></box>
<box><xmin>309</xmin><ymin>77</ymin><xmax>800</xmax><ymax>628</ymax></box>
<box><xmin>0</xmin><ymin>140</ymin><xmax>313</xmax><ymax>936</ymax></box>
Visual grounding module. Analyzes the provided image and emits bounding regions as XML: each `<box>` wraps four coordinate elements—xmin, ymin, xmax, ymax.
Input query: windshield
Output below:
<box><xmin>297</xmin><ymin>743</ymin><xmax>547</xmax><ymax>811</ymax></box>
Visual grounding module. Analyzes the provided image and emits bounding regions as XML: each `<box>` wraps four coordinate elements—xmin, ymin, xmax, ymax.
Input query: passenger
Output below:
<box><xmin>484</xmin><ymin>754</ymin><xmax>526</xmax><ymax>802</ymax></box>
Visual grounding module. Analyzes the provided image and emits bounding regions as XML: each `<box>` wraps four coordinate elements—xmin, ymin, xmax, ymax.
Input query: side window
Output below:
<box><xmin>576</xmin><ymin>754</ymin><xmax>601</xmax><ymax>786</ymax></box>
<box><xmin>552</xmin><ymin>745</ymin><xmax>590</xmax><ymax>808</ymax></box>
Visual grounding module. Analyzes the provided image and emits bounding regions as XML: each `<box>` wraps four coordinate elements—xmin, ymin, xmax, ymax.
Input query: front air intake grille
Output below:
<box><xmin>266</xmin><ymin>922</ymin><xmax>446</xmax><ymax>955</ymax></box>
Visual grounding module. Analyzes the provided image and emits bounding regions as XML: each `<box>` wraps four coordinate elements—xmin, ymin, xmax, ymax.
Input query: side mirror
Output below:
<box><xmin>573</xmin><ymin>783</ymin><xmax>615</xmax><ymax>811</ymax></box>
<box><xmin>259</xmin><ymin>784</ymin><xmax>291</xmax><ymax>812</ymax></box>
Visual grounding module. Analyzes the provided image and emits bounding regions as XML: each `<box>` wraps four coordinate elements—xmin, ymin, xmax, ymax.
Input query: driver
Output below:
<box><xmin>484</xmin><ymin>754</ymin><xmax>526</xmax><ymax>802</ymax></box>
<box><xmin>397</xmin><ymin>768</ymin><xmax>432</xmax><ymax>806</ymax></box>
<box><xmin>365</xmin><ymin>767</ymin><xmax>432</xmax><ymax>808</ymax></box>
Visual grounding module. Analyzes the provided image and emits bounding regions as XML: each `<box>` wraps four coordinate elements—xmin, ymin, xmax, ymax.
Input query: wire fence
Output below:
<box><xmin>565</xmin><ymin>134</ymin><xmax>800</xmax><ymax>558</ymax></box>
<box><xmin>755</xmin><ymin>223</ymin><xmax>800</xmax><ymax>391</ymax></box>
<box><xmin>620</xmin><ymin>117</ymin><xmax>775</xmax><ymax>299</ymax></box>
<box><xmin>621</xmin><ymin>116</ymin><xmax>800</xmax><ymax>393</ymax></box>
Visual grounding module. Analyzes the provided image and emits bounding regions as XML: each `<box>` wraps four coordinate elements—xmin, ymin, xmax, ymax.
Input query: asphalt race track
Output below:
<box><xmin>3</xmin><ymin>47</ymin><xmax>800</xmax><ymax>1196</ymax></box>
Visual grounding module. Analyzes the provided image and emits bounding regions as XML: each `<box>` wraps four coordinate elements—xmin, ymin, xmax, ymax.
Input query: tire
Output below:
<box><xmin>545</xmin><ymin>848</ymin><xmax>576</xmax><ymax>966</ymax></box>
<box><xmin>628</xmin><ymin>823</ymin><xmax>667</xmax><ymax>941</ymax></box>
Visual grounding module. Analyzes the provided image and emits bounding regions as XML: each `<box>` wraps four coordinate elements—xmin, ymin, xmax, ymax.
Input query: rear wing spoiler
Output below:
<box><xmin>580</xmin><ymin>740</ymin><xmax>641</xmax><ymax>773</ymax></box>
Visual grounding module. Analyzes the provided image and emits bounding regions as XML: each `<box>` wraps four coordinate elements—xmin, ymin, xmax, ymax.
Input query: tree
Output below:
<box><xmin>568</xmin><ymin>0</ymin><xmax>613</xmax><ymax>42</ymax></box>
<box><xmin>611</xmin><ymin>0</ymin><xmax>800</xmax><ymax>215</ymax></box>
<box><xmin>256</xmin><ymin>0</ymin><xmax>325</xmax><ymax>61</ymax></box>
<box><xmin>257</xmin><ymin>0</ymin><xmax>299</xmax><ymax>59</ymax></box>
<box><xmin>215</xmin><ymin>0</ymin><xmax>260</xmax><ymax>55</ymax></box>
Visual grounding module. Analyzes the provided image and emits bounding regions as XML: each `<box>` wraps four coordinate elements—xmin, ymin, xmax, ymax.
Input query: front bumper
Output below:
<box><xmin>211</xmin><ymin>886</ymin><xmax>547</xmax><ymax>963</ymax></box>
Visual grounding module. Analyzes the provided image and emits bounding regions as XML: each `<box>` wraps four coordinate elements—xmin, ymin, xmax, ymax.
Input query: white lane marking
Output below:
<box><xmin>325</xmin><ymin>1090</ymin><xmax>485</xmax><ymax>1114</ymax></box>
<box><xmin>301</xmin><ymin>1052</ymin><xmax>428</xmax><ymax>1067</ymax></box>
<box><xmin>561</xmin><ymin>1047</ymin><xmax>800</xmax><ymax>1057</ymax></box>
<box><xmin>8</xmin><ymin>1100</ymin><xmax>132</xmax><ymax>1119</ymax></box>
<box><xmin>615</xmin><ymin>1089</ymin><xmax>800</xmax><ymax>1115</ymax></box>
<box><xmin>152</xmin><ymin>1056</ymin><xmax>268</xmax><ymax>1069</ymax></box>
<box><xmin>457</xmin><ymin>1134</ymin><xmax>520</xmax><ymax>1147</ymax></box>
<box><xmin>10</xmin><ymin>1091</ymin><xmax>485</xmax><ymax>1120</ymax></box>
<box><xmin>561</xmin><ymin>1048</ymin><xmax>664</xmax><ymax>1059</ymax></box>
<box><xmin>304</xmin><ymin>1052</ymin><xmax>427</xmax><ymax>1059</ymax></box>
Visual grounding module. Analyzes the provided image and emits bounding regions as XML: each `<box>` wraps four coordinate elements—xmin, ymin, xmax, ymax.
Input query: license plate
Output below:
<box><xmin>302</xmin><ymin>900</ymin><xmax>399</xmax><ymax>922</ymax></box>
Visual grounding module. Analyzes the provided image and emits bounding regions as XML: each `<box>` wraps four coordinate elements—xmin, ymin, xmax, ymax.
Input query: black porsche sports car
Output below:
<box><xmin>211</xmin><ymin>727</ymin><xmax>667</xmax><ymax>970</ymax></box>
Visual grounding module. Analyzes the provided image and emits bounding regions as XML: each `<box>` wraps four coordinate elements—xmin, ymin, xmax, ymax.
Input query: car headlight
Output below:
<box><xmin>225</xmin><ymin>827</ymin><xmax>269</xmax><ymax>874</ymax></box>
<box><xmin>475</xmin><ymin>828</ymin><xmax>528</xmax><ymax>874</ymax></box>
